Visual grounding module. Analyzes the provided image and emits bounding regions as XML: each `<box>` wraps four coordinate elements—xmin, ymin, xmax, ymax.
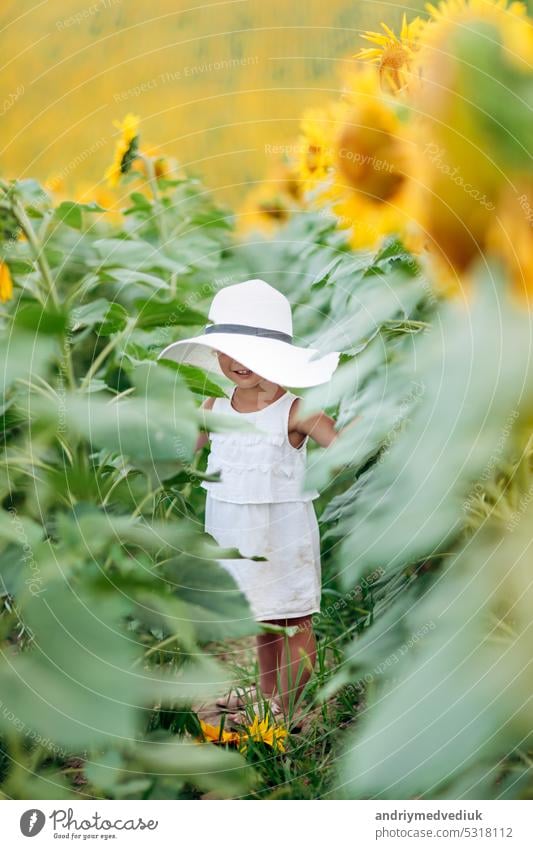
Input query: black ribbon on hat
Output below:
<box><xmin>204</xmin><ymin>323</ymin><xmax>293</xmax><ymax>344</ymax></box>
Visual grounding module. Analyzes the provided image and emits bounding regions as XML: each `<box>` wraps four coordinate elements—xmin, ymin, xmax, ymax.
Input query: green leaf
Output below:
<box><xmin>132</xmin><ymin>737</ymin><xmax>254</xmax><ymax>797</ymax></box>
<box><xmin>54</xmin><ymin>200</ymin><xmax>105</xmax><ymax>229</ymax></box>
<box><xmin>55</xmin><ymin>201</ymin><xmax>83</xmax><ymax>230</ymax></box>
<box><xmin>128</xmin><ymin>192</ymin><xmax>152</xmax><ymax>211</ymax></box>
<box><xmin>338</xmin><ymin>513</ymin><xmax>533</xmax><ymax>798</ymax></box>
<box><xmin>134</xmin><ymin>298</ymin><xmax>208</xmax><ymax>329</ymax></box>
<box><xmin>0</xmin><ymin>572</ymin><xmax>231</xmax><ymax>747</ymax></box>
<box><xmin>371</xmin><ymin>236</ymin><xmax>411</xmax><ymax>266</ymax></box>
<box><xmin>163</xmin><ymin>557</ymin><xmax>260</xmax><ymax>640</ymax></box>
<box><xmin>84</xmin><ymin>750</ymin><xmax>125</xmax><ymax>793</ymax></box>
<box><xmin>0</xmin><ymin>331</ymin><xmax>56</xmax><ymax>390</ymax></box>
<box><xmin>0</xmin><ymin>582</ymin><xmax>145</xmax><ymax>747</ymax></box>
<box><xmin>64</xmin><ymin>509</ymin><xmax>246</xmax><ymax>563</ymax></box>
<box><xmin>71</xmin><ymin>298</ymin><xmax>128</xmax><ymax>335</ymax></box>
<box><xmin>337</xmin><ymin>269</ymin><xmax>533</xmax><ymax>588</ymax></box>
<box><xmin>7</xmin><ymin>769</ymin><xmax>72</xmax><ymax>800</ymax></box>
<box><xmin>158</xmin><ymin>361</ymin><xmax>227</xmax><ymax>397</ymax></box>
<box><xmin>92</xmin><ymin>239</ymin><xmax>187</xmax><ymax>274</ymax></box>
<box><xmin>12</xmin><ymin>302</ymin><xmax>68</xmax><ymax>336</ymax></box>
<box><xmin>0</xmin><ymin>509</ymin><xmax>43</xmax><ymax>549</ymax></box>
<box><xmin>104</xmin><ymin>267</ymin><xmax>169</xmax><ymax>291</ymax></box>
<box><xmin>35</xmin><ymin>392</ymin><xmax>198</xmax><ymax>463</ymax></box>
<box><xmin>14</xmin><ymin>179</ymin><xmax>50</xmax><ymax>207</ymax></box>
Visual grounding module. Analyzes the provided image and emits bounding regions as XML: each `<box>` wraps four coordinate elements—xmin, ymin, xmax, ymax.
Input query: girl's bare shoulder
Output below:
<box><xmin>201</xmin><ymin>397</ymin><xmax>216</xmax><ymax>410</ymax></box>
<box><xmin>288</xmin><ymin>396</ymin><xmax>316</xmax><ymax>429</ymax></box>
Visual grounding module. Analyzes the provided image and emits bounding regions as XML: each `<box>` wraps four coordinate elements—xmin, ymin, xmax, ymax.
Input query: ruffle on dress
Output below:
<box><xmin>200</xmin><ymin>390</ymin><xmax>319</xmax><ymax>503</ymax></box>
<box><xmin>211</xmin><ymin>430</ymin><xmax>287</xmax><ymax>447</ymax></box>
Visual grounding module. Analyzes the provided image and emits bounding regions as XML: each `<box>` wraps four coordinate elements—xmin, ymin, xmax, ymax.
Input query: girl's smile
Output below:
<box><xmin>216</xmin><ymin>351</ymin><xmax>261</xmax><ymax>385</ymax></box>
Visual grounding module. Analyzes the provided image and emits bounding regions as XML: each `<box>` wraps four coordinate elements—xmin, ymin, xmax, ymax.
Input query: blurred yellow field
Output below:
<box><xmin>1</xmin><ymin>0</ymin><xmax>415</xmax><ymax>202</ymax></box>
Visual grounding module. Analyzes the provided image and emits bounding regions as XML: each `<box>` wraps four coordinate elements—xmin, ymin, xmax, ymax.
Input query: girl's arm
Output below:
<box><xmin>195</xmin><ymin>397</ymin><xmax>215</xmax><ymax>452</ymax></box>
<box><xmin>289</xmin><ymin>398</ymin><xmax>361</xmax><ymax>448</ymax></box>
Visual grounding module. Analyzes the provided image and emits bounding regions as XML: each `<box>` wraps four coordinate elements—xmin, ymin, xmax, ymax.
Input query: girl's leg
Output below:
<box><xmin>228</xmin><ymin>617</ymin><xmax>316</xmax><ymax>724</ymax></box>
<box><xmin>256</xmin><ymin>630</ymin><xmax>284</xmax><ymax>698</ymax></box>
<box><xmin>272</xmin><ymin>615</ymin><xmax>317</xmax><ymax>712</ymax></box>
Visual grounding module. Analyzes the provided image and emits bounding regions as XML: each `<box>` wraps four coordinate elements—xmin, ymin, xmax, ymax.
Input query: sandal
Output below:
<box><xmin>215</xmin><ymin>685</ymin><xmax>258</xmax><ymax>711</ymax></box>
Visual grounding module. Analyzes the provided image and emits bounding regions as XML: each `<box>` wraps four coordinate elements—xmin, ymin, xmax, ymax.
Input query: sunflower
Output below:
<box><xmin>333</xmin><ymin>189</ymin><xmax>413</xmax><ymax>251</ymax></box>
<box><xmin>408</xmin><ymin>0</ymin><xmax>532</xmax><ymax>276</ymax></box>
<box><xmin>237</xmin><ymin>158</ymin><xmax>303</xmax><ymax>236</ymax></box>
<box><xmin>237</xmin><ymin>183</ymin><xmax>290</xmax><ymax>236</ymax></box>
<box><xmin>334</xmin><ymin>78</ymin><xmax>412</xmax><ymax>203</ymax></box>
<box><xmin>198</xmin><ymin>720</ymin><xmax>241</xmax><ymax>746</ymax></box>
<box><xmin>104</xmin><ymin>113</ymin><xmax>140</xmax><ymax>188</ymax></box>
<box><xmin>335</xmin><ymin>68</ymin><xmax>417</xmax><ymax>247</ymax></box>
<box><xmin>239</xmin><ymin>715</ymin><xmax>289</xmax><ymax>753</ymax></box>
<box><xmin>291</xmin><ymin>68</ymin><xmax>418</xmax><ymax>251</ymax></box>
<box><xmin>131</xmin><ymin>142</ymin><xmax>176</xmax><ymax>181</ymax></box>
<box><xmin>0</xmin><ymin>261</ymin><xmax>13</xmax><ymax>302</ymax></box>
<box><xmin>295</xmin><ymin>103</ymin><xmax>341</xmax><ymax>193</ymax></box>
<box><xmin>74</xmin><ymin>182</ymin><xmax>122</xmax><ymax>225</ymax></box>
<box><xmin>355</xmin><ymin>14</ymin><xmax>426</xmax><ymax>93</ymax></box>
<box><xmin>75</xmin><ymin>182</ymin><xmax>115</xmax><ymax>209</ymax></box>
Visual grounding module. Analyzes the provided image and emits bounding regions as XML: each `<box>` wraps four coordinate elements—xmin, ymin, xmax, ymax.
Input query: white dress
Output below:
<box><xmin>201</xmin><ymin>388</ymin><xmax>322</xmax><ymax>622</ymax></box>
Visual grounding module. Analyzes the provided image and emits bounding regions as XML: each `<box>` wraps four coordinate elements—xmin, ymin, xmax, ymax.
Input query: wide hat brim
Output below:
<box><xmin>158</xmin><ymin>332</ymin><xmax>340</xmax><ymax>388</ymax></box>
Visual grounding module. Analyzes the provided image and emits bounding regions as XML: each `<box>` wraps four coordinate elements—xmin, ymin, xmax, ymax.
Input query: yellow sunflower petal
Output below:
<box><xmin>380</xmin><ymin>22</ymin><xmax>398</xmax><ymax>40</ymax></box>
<box><xmin>354</xmin><ymin>48</ymin><xmax>383</xmax><ymax>61</ymax></box>
<box><xmin>360</xmin><ymin>31</ymin><xmax>390</xmax><ymax>45</ymax></box>
<box><xmin>0</xmin><ymin>261</ymin><xmax>14</xmax><ymax>303</ymax></box>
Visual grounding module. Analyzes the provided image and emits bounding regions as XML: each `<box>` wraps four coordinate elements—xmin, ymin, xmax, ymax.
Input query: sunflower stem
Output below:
<box><xmin>12</xmin><ymin>198</ymin><xmax>59</xmax><ymax>308</ymax></box>
<box><xmin>139</xmin><ymin>153</ymin><xmax>169</xmax><ymax>245</ymax></box>
<box><xmin>79</xmin><ymin>319</ymin><xmax>134</xmax><ymax>391</ymax></box>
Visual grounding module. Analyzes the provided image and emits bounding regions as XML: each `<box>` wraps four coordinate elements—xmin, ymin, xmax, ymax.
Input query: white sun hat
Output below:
<box><xmin>158</xmin><ymin>278</ymin><xmax>340</xmax><ymax>388</ymax></box>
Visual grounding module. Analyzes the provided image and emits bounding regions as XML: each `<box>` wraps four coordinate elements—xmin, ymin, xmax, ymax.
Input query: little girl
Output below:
<box><xmin>159</xmin><ymin>279</ymin><xmax>342</xmax><ymax>724</ymax></box>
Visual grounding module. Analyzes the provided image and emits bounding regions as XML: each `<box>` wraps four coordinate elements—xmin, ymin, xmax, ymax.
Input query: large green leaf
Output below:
<box><xmin>0</xmin><ymin>579</ymin><xmax>230</xmax><ymax>747</ymax></box>
<box><xmin>0</xmin><ymin>581</ymin><xmax>145</xmax><ymax>747</ymax></box>
<box><xmin>55</xmin><ymin>200</ymin><xmax>105</xmax><ymax>230</ymax></box>
<box><xmin>158</xmin><ymin>360</ymin><xmax>227</xmax><ymax>398</ymax></box>
<box><xmin>103</xmin><ymin>267</ymin><xmax>169</xmax><ymax>291</ymax></box>
<box><xmin>134</xmin><ymin>298</ymin><xmax>207</xmax><ymax>329</ymax></box>
<box><xmin>62</xmin><ymin>509</ymin><xmax>250</xmax><ymax>563</ymax></box>
<box><xmin>52</xmin><ymin>508</ymin><xmax>258</xmax><ymax>642</ymax></box>
<box><xmin>92</xmin><ymin>239</ymin><xmax>187</xmax><ymax>274</ymax></box>
<box><xmin>0</xmin><ymin>331</ymin><xmax>56</xmax><ymax>391</ymax></box>
<box><xmin>131</xmin><ymin>737</ymin><xmax>254</xmax><ymax>797</ymax></box>
<box><xmin>34</xmin><ymin>390</ymin><xmax>198</xmax><ymax>463</ymax></box>
<box><xmin>12</xmin><ymin>302</ymin><xmax>68</xmax><ymax>336</ymax></box>
<box><xmin>163</xmin><ymin>557</ymin><xmax>261</xmax><ymax>640</ymax></box>
<box><xmin>338</xmin><ymin>509</ymin><xmax>533</xmax><ymax>798</ymax></box>
<box><xmin>71</xmin><ymin>298</ymin><xmax>129</xmax><ymax>335</ymax></box>
<box><xmin>336</xmin><ymin>271</ymin><xmax>533</xmax><ymax>587</ymax></box>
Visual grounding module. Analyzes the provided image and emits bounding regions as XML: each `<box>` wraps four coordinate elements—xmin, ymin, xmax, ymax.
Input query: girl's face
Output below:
<box><xmin>216</xmin><ymin>351</ymin><xmax>262</xmax><ymax>387</ymax></box>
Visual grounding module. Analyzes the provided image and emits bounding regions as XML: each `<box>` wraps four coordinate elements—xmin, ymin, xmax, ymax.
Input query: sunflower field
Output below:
<box><xmin>1</xmin><ymin>0</ymin><xmax>532</xmax><ymax>801</ymax></box>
